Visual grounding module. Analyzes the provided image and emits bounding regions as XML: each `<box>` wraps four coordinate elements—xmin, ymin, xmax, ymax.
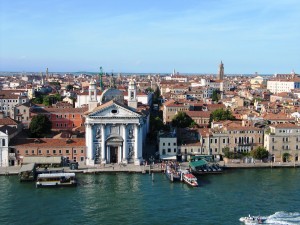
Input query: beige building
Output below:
<box><xmin>264</xmin><ymin>123</ymin><xmax>300</xmax><ymax>163</ymax></box>
<box><xmin>163</xmin><ymin>100</ymin><xmax>190</xmax><ymax>124</ymax></box>
<box><xmin>199</xmin><ymin>121</ymin><xmax>264</xmax><ymax>156</ymax></box>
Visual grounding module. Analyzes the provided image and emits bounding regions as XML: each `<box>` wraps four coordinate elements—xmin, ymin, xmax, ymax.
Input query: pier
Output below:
<box><xmin>1</xmin><ymin>161</ymin><xmax>300</xmax><ymax>176</ymax></box>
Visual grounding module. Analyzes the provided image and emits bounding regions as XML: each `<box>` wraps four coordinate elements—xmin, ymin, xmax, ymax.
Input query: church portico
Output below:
<box><xmin>84</xmin><ymin>79</ymin><xmax>149</xmax><ymax>166</ymax></box>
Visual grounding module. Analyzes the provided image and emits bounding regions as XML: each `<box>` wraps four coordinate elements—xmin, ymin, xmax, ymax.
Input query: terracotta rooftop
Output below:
<box><xmin>10</xmin><ymin>138</ymin><xmax>86</xmax><ymax>147</ymax></box>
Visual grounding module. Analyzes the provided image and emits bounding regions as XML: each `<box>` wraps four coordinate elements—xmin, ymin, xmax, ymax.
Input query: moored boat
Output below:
<box><xmin>165</xmin><ymin>165</ymin><xmax>181</xmax><ymax>182</ymax></box>
<box><xmin>36</xmin><ymin>173</ymin><xmax>77</xmax><ymax>188</ymax></box>
<box><xmin>182</xmin><ymin>173</ymin><xmax>198</xmax><ymax>187</ymax></box>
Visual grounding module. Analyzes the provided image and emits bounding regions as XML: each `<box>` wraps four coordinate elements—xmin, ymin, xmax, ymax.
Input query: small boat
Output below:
<box><xmin>182</xmin><ymin>173</ymin><xmax>198</xmax><ymax>187</ymax></box>
<box><xmin>36</xmin><ymin>173</ymin><xmax>77</xmax><ymax>188</ymax></box>
<box><xmin>165</xmin><ymin>165</ymin><xmax>180</xmax><ymax>182</ymax></box>
<box><xmin>239</xmin><ymin>215</ymin><xmax>266</xmax><ymax>224</ymax></box>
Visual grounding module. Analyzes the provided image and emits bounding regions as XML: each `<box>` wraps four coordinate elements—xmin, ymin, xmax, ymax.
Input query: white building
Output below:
<box><xmin>158</xmin><ymin>132</ymin><xmax>177</xmax><ymax>160</ymax></box>
<box><xmin>267</xmin><ymin>73</ymin><xmax>300</xmax><ymax>94</ymax></box>
<box><xmin>84</xmin><ymin>79</ymin><xmax>149</xmax><ymax>166</ymax></box>
<box><xmin>0</xmin><ymin>130</ymin><xmax>9</xmax><ymax>167</ymax></box>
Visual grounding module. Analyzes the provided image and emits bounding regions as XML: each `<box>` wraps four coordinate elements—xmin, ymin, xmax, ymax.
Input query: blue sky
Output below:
<box><xmin>0</xmin><ymin>0</ymin><xmax>299</xmax><ymax>74</ymax></box>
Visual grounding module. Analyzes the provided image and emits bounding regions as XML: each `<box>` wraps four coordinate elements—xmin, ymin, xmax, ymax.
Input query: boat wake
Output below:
<box><xmin>265</xmin><ymin>211</ymin><xmax>300</xmax><ymax>225</ymax></box>
<box><xmin>240</xmin><ymin>212</ymin><xmax>300</xmax><ymax>225</ymax></box>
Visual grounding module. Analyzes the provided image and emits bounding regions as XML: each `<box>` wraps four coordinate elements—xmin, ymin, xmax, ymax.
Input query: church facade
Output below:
<box><xmin>85</xmin><ymin>79</ymin><xmax>149</xmax><ymax>166</ymax></box>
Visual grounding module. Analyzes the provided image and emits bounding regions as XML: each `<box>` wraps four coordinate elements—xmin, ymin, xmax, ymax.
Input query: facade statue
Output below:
<box><xmin>95</xmin><ymin>126</ymin><xmax>101</xmax><ymax>139</ymax></box>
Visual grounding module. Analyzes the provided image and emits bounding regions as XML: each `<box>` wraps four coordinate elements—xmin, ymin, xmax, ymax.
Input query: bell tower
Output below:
<box><xmin>128</xmin><ymin>79</ymin><xmax>137</xmax><ymax>110</ymax></box>
<box><xmin>88</xmin><ymin>79</ymin><xmax>98</xmax><ymax>111</ymax></box>
<box><xmin>218</xmin><ymin>61</ymin><xmax>224</xmax><ymax>80</ymax></box>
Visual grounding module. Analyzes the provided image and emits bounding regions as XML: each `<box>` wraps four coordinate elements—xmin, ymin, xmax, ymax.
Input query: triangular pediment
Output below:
<box><xmin>88</xmin><ymin>101</ymin><xmax>141</xmax><ymax>118</ymax></box>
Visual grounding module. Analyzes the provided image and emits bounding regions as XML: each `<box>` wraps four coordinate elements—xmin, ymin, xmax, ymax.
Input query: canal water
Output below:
<box><xmin>0</xmin><ymin>168</ymin><xmax>300</xmax><ymax>225</ymax></box>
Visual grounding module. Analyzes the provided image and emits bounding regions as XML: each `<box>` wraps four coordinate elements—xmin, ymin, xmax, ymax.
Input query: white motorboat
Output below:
<box><xmin>239</xmin><ymin>215</ymin><xmax>266</xmax><ymax>224</ymax></box>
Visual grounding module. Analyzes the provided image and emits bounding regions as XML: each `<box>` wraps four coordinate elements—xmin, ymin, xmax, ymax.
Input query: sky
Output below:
<box><xmin>0</xmin><ymin>0</ymin><xmax>300</xmax><ymax>74</ymax></box>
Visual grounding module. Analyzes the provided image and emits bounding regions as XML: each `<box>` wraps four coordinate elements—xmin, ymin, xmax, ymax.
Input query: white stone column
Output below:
<box><xmin>106</xmin><ymin>146</ymin><xmax>110</xmax><ymax>164</ymax></box>
<box><xmin>85</xmin><ymin>123</ymin><xmax>94</xmax><ymax>165</ymax></box>
<box><xmin>122</xmin><ymin>124</ymin><xmax>127</xmax><ymax>163</ymax></box>
<box><xmin>101</xmin><ymin>124</ymin><xmax>106</xmax><ymax>164</ymax></box>
<box><xmin>138</xmin><ymin>125</ymin><xmax>143</xmax><ymax>159</ymax></box>
<box><xmin>134</xmin><ymin>124</ymin><xmax>139</xmax><ymax>165</ymax></box>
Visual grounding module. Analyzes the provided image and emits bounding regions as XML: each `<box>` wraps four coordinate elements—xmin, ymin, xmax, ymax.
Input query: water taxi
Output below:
<box><xmin>182</xmin><ymin>173</ymin><xmax>198</xmax><ymax>187</ymax></box>
<box><xmin>36</xmin><ymin>173</ymin><xmax>77</xmax><ymax>188</ymax></box>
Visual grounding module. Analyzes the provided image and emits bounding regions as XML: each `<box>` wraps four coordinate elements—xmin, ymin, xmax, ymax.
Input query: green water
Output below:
<box><xmin>0</xmin><ymin>168</ymin><xmax>300</xmax><ymax>225</ymax></box>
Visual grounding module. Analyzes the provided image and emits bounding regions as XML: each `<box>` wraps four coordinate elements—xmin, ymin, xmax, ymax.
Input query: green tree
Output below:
<box><xmin>250</xmin><ymin>146</ymin><xmax>269</xmax><ymax>159</ymax></box>
<box><xmin>29</xmin><ymin>114</ymin><xmax>52</xmax><ymax>138</ymax></box>
<box><xmin>66</xmin><ymin>84</ymin><xmax>74</xmax><ymax>91</ymax></box>
<box><xmin>32</xmin><ymin>96</ymin><xmax>43</xmax><ymax>104</ymax></box>
<box><xmin>172</xmin><ymin>112</ymin><xmax>194</xmax><ymax>128</ymax></box>
<box><xmin>222</xmin><ymin>147</ymin><xmax>242</xmax><ymax>159</ymax></box>
<box><xmin>212</xmin><ymin>89</ymin><xmax>219</xmax><ymax>102</ymax></box>
<box><xmin>209</xmin><ymin>108</ymin><xmax>235</xmax><ymax>126</ymax></box>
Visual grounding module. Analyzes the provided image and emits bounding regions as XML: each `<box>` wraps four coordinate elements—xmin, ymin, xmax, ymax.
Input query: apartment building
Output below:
<box><xmin>10</xmin><ymin>138</ymin><xmax>86</xmax><ymax>165</ymax></box>
<box><xmin>264</xmin><ymin>123</ymin><xmax>300</xmax><ymax>163</ymax></box>
<box><xmin>199</xmin><ymin>121</ymin><xmax>264</xmax><ymax>156</ymax></box>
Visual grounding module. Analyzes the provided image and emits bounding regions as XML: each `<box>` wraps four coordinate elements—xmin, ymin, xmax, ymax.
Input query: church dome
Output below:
<box><xmin>100</xmin><ymin>88</ymin><xmax>124</xmax><ymax>104</ymax></box>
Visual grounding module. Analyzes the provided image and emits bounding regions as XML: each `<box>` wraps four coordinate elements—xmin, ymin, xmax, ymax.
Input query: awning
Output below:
<box><xmin>19</xmin><ymin>163</ymin><xmax>36</xmax><ymax>173</ymax></box>
<box><xmin>23</xmin><ymin>156</ymin><xmax>62</xmax><ymax>164</ymax></box>
<box><xmin>189</xmin><ymin>160</ymin><xmax>207</xmax><ymax>170</ymax></box>
<box><xmin>160</xmin><ymin>155</ymin><xmax>177</xmax><ymax>160</ymax></box>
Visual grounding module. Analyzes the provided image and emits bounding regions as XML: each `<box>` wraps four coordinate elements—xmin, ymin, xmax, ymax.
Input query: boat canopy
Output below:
<box><xmin>37</xmin><ymin>173</ymin><xmax>76</xmax><ymax>178</ymax></box>
<box><xmin>189</xmin><ymin>160</ymin><xmax>207</xmax><ymax>170</ymax></box>
<box><xmin>19</xmin><ymin>163</ymin><xmax>36</xmax><ymax>173</ymax></box>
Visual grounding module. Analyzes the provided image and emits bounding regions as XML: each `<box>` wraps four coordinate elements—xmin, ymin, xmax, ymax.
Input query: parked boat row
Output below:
<box><xmin>192</xmin><ymin>164</ymin><xmax>223</xmax><ymax>174</ymax></box>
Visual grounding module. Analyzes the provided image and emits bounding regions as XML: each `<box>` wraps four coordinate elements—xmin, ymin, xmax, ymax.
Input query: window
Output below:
<box><xmin>174</xmin><ymin>148</ymin><xmax>176</xmax><ymax>153</ymax></box>
<box><xmin>191</xmin><ymin>148</ymin><xmax>193</xmax><ymax>152</ymax></box>
<box><xmin>203</xmin><ymin>139</ymin><xmax>205</xmax><ymax>143</ymax></box>
<box><xmin>163</xmin><ymin>143</ymin><xmax>165</xmax><ymax>146</ymax></box>
<box><xmin>25</xmin><ymin>150</ymin><xmax>28</xmax><ymax>155</ymax></box>
<box><xmin>168</xmin><ymin>148</ymin><xmax>171</xmax><ymax>153</ymax></box>
<box><xmin>47</xmin><ymin>150</ymin><xmax>50</xmax><ymax>154</ymax></box>
<box><xmin>31</xmin><ymin>150</ymin><xmax>34</xmax><ymax>154</ymax></box>
<box><xmin>73</xmin><ymin>157</ymin><xmax>77</xmax><ymax>162</ymax></box>
<box><xmin>66</xmin><ymin>150</ymin><xmax>70</xmax><ymax>154</ymax></box>
<box><xmin>59</xmin><ymin>150</ymin><xmax>62</xmax><ymax>154</ymax></box>
<box><xmin>80</xmin><ymin>157</ymin><xmax>84</xmax><ymax>161</ymax></box>
<box><xmin>173</xmin><ymin>143</ymin><xmax>176</xmax><ymax>146</ymax></box>
<box><xmin>223</xmin><ymin>139</ymin><xmax>226</xmax><ymax>144</ymax></box>
<box><xmin>2</xmin><ymin>139</ymin><xmax>5</xmax><ymax>146</ymax></box>
<box><xmin>168</xmin><ymin>143</ymin><xmax>170</xmax><ymax>146</ymax></box>
<box><xmin>53</xmin><ymin>150</ymin><xmax>56</xmax><ymax>154</ymax></box>
<box><xmin>38</xmin><ymin>150</ymin><xmax>42</xmax><ymax>154</ymax></box>
<box><xmin>74</xmin><ymin>150</ymin><xmax>77</xmax><ymax>154</ymax></box>
<box><xmin>81</xmin><ymin>149</ymin><xmax>84</xmax><ymax>154</ymax></box>
<box><xmin>215</xmin><ymin>139</ymin><xmax>217</xmax><ymax>144</ymax></box>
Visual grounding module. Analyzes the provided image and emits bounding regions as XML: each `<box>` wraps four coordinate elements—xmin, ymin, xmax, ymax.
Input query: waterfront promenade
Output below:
<box><xmin>1</xmin><ymin>161</ymin><xmax>300</xmax><ymax>176</ymax></box>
